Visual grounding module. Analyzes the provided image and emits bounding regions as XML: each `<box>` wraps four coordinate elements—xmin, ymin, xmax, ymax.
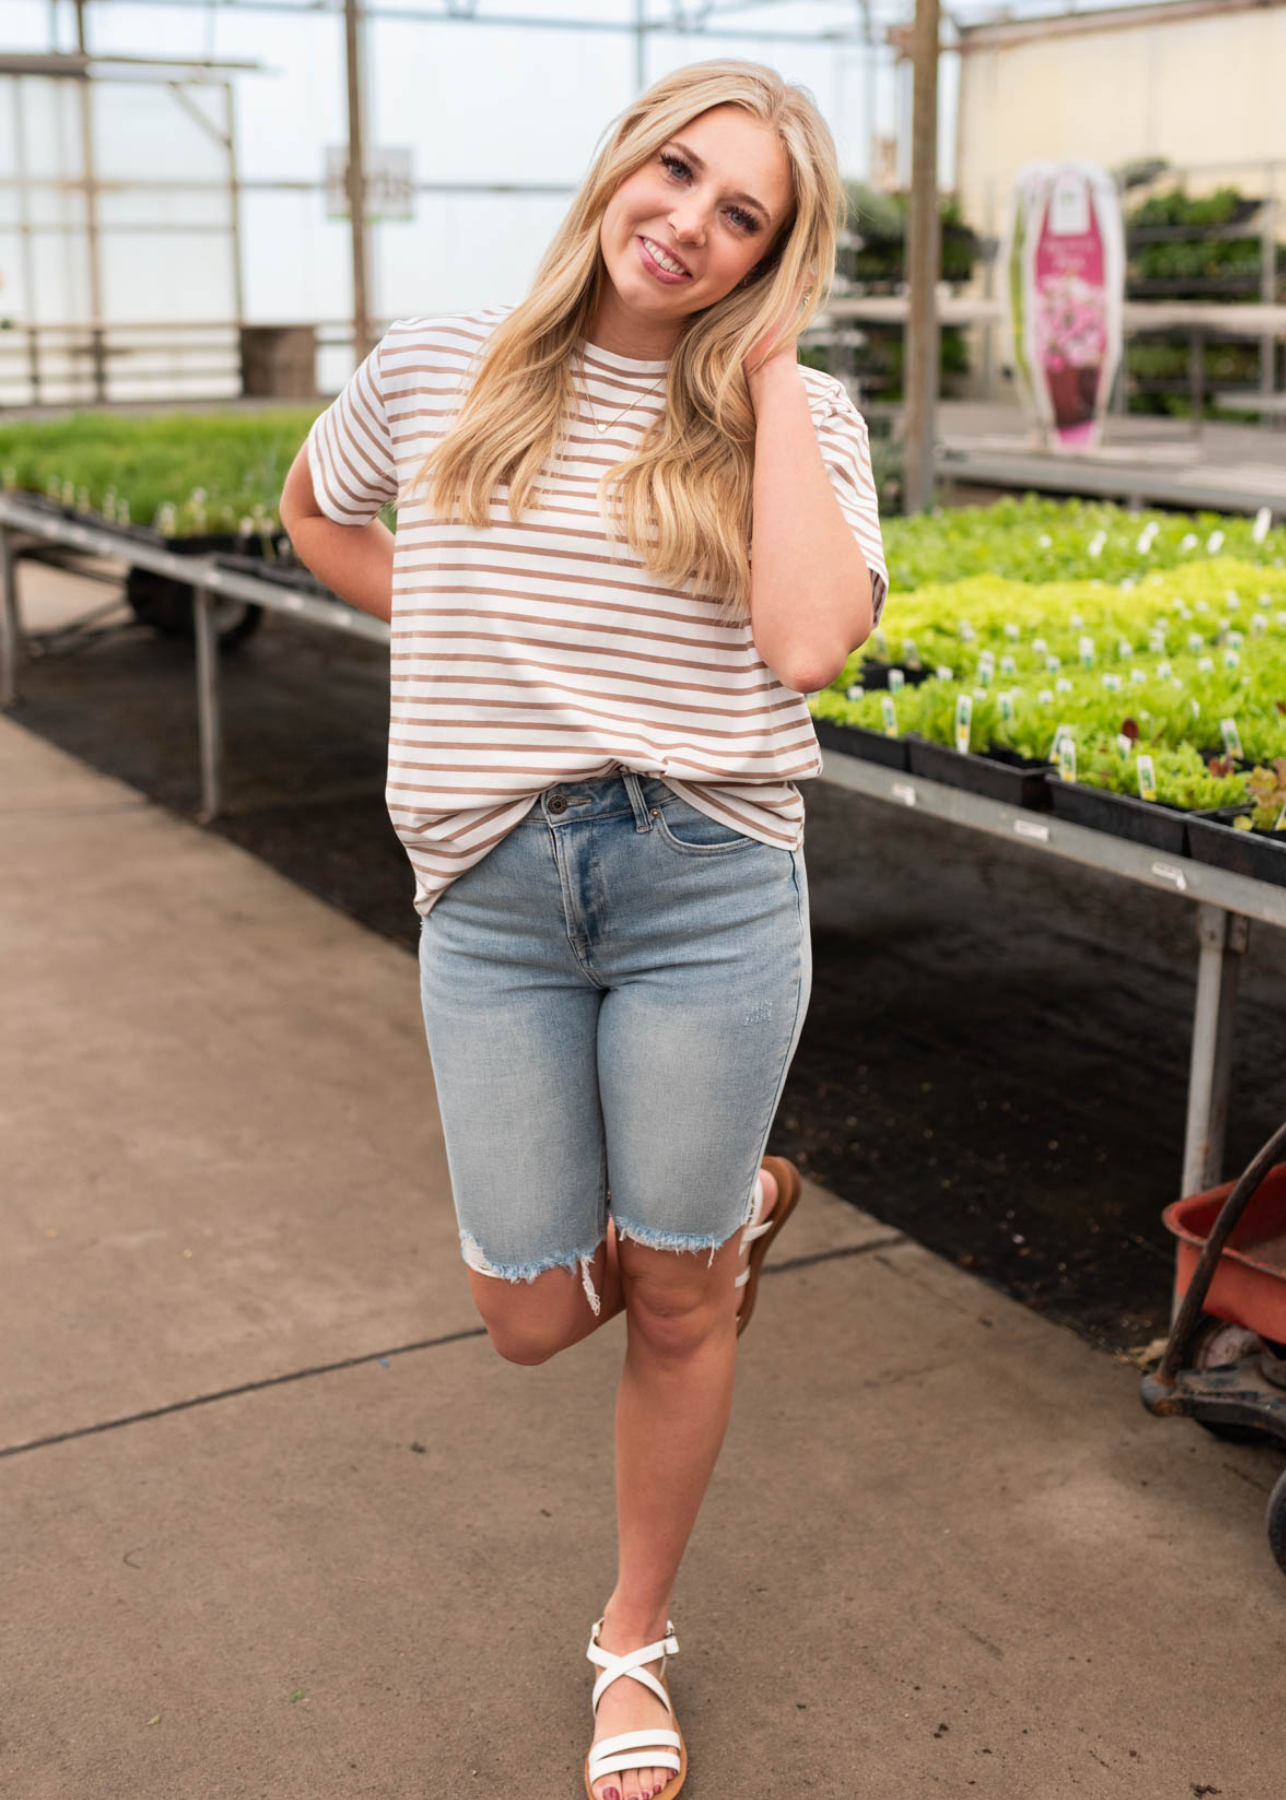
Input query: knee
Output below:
<box><xmin>625</xmin><ymin>1278</ymin><xmax>725</xmax><ymax>1359</ymax></box>
<box><xmin>481</xmin><ymin>1313</ymin><xmax>566</xmax><ymax>1367</ymax></box>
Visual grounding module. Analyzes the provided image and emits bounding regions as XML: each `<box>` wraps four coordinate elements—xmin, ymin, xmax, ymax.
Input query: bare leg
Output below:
<box><xmin>467</xmin><ymin>1218</ymin><xmax>626</xmax><ymax>1365</ymax></box>
<box><xmin>588</xmin><ymin>1169</ymin><xmax>779</xmax><ymax>1800</ymax></box>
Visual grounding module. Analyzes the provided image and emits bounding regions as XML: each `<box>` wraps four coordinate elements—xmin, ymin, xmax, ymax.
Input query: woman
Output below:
<box><xmin>280</xmin><ymin>59</ymin><xmax>886</xmax><ymax>1800</ymax></box>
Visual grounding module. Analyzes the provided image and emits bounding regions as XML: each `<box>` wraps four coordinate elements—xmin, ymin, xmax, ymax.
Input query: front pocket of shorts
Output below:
<box><xmin>654</xmin><ymin>803</ymin><xmax>758</xmax><ymax>855</ymax></box>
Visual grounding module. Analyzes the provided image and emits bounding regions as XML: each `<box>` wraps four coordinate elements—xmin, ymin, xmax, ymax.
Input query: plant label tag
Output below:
<box><xmin>1045</xmin><ymin>653</ymin><xmax>1061</xmax><ymax>673</ymax></box>
<box><xmin>1207</xmin><ymin>530</ymin><xmax>1224</xmax><ymax>554</ymax></box>
<box><xmin>1157</xmin><ymin>660</ymin><xmax>1172</xmax><ymax>679</ymax></box>
<box><xmin>1004</xmin><ymin>622</ymin><xmax>1020</xmax><ymax>642</ymax></box>
<box><xmin>1069</xmin><ymin>612</ymin><xmax>1085</xmax><ymax>629</ymax></box>
<box><xmin>1277</xmin><ymin>613</ymin><xmax>1286</xmax><ymax>630</ymax></box>
<box><xmin>1049</xmin><ymin>721</ymin><xmax>1073</xmax><ymax>760</ymax></box>
<box><xmin>1057</xmin><ymin>738</ymin><xmax>1077</xmax><ymax>782</ymax></box>
<box><xmin>1188</xmin><ymin>633</ymin><xmax>1204</xmax><ymax>653</ymax></box>
<box><xmin>1116</xmin><ymin>733</ymin><xmax>1134</xmax><ymax>760</ymax></box>
<box><xmin>1000</xmin><ymin>653</ymin><xmax>1017</xmax><ymax>676</ymax></box>
<box><xmin>888</xmin><ymin>667</ymin><xmax>906</xmax><ymax>693</ymax></box>
<box><xmin>1252</xmin><ymin>613</ymin><xmax>1268</xmax><ymax>636</ymax></box>
<box><xmin>1079</xmin><ymin>636</ymin><xmax>1095</xmax><ymax>668</ymax></box>
<box><xmin>936</xmin><ymin>664</ymin><xmax>955</xmax><ymax>682</ymax></box>
<box><xmin>959</xmin><ymin>620</ymin><xmax>976</xmax><ymax>644</ymax></box>
<box><xmin>999</xmin><ymin>691</ymin><xmax>1016</xmax><ymax>723</ymax></box>
<box><xmin>1136</xmin><ymin>754</ymin><xmax>1157</xmax><ymax>802</ymax></box>
<box><xmin>1253</xmin><ymin>506</ymin><xmax>1272</xmax><ymax>544</ymax></box>
<box><xmin>955</xmin><ymin>694</ymin><xmax>972</xmax><ymax>753</ymax></box>
<box><xmin>902</xmin><ymin>639</ymin><xmax>922</xmax><ymax>670</ymax></box>
<box><xmin>1197</xmin><ymin>656</ymin><xmax>1214</xmax><ymax>673</ymax></box>
<box><xmin>1148</xmin><ymin>628</ymin><xmax>1166</xmax><ymax>653</ymax></box>
<box><xmin>873</xmin><ymin>628</ymin><xmax>889</xmax><ymax>659</ymax></box>
<box><xmin>1032</xmin><ymin>637</ymin><xmax>1048</xmax><ymax>655</ymax></box>
<box><xmin>1117</xmin><ymin>639</ymin><xmax>1133</xmax><ymax>660</ymax></box>
<box><xmin>1130</xmin><ymin>667</ymin><xmax>1148</xmax><ymax>686</ymax></box>
<box><xmin>1190</xmin><ymin>698</ymin><xmax>1201</xmax><ymax>717</ymax></box>
<box><xmin>1222</xmin><ymin>649</ymin><xmax>1240</xmax><ymax>671</ymax></box>
<box><xmin>1220</xmin><ymin>718</ymin><xmax>1243</xmax><ymax>759</ymax></box>
<box><xmin>1103</xmin><ymin>672</ymin><xmax>1123</xmax><ymax>692</ymax></box>
<box><xmin>845</xmin><ymin>684</ymin><xmax>863</xmax><ymax>702</ymax></box>
<box><xmin>880</xmin><ymin>694</ymin><xmax>898</xmax><ymax>738</ymax></box>
<box><xmin>1056</xmin><ymin>677</ymin><xmax>1073</xmax><ymax>693</ymax></box>
<box><xmin>1038</xmin><ymin>687</ymin><xmax>1054</xmax><ymax>705</ymax></box>
<box><xmin>1226</xmin><ymin>629</ymin><xmax>1244</xmax><ymax>649</ymax></box>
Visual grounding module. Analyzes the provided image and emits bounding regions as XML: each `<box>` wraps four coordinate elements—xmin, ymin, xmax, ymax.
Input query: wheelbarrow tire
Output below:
<box><xmin>1265</xmin><ymin>1466</ymin><xmax>1286</xmax><ymax>1578</ymax></box>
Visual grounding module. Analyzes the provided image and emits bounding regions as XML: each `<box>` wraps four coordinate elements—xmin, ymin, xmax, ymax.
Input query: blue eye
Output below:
<box><xmin>658</xmin><ymin>153</ymin><xmax>760</xmax><ymax>234</ymax></box>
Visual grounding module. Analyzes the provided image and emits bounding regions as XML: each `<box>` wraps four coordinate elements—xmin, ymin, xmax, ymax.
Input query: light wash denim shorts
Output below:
<box><xmin>416</xmin><ymin>768</ymin><xmax>812</xmax><ymax>1312</ymax></box>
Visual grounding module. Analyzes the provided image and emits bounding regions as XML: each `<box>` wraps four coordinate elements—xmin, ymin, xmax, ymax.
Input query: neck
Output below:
<box><xmin>584</xmin><ymin>290</ymin><xmax>679</xmax><ymax>361</ymax></box>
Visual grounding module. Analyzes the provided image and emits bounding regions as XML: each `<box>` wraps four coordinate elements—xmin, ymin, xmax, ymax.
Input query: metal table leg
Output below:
<box><xmin>0</xmin><ymin>526</ymin><xmax>21</xmax><ymax>707</ymax></box>
<box><xmin>1182</xmin><ymin>901</ymin><xmax>1249</xmax><ymax>1197</ymax></box>
<box><xmin>193</xmin><ymin>586</ymin><xmax>223</xmax><ymax>822</ymax></box>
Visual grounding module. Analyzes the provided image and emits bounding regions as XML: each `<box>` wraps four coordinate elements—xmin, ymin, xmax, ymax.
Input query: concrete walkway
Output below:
<box><xmin>1</xmin><ymin>714</ymin><xmax>1281</xmax><ymax>1800</ymax></box>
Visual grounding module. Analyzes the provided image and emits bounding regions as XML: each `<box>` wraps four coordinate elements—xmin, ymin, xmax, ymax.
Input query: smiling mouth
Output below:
<box><xmin>639</xmin><ymin>235</ymin><xmax>692</xmax><ymax>278</ymax></box>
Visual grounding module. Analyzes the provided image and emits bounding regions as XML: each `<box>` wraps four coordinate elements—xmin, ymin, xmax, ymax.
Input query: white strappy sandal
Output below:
<box><xmin>584</xmin><ymin>1616</ymin><xmax>687</xmax><ymax>1799</ymax></box>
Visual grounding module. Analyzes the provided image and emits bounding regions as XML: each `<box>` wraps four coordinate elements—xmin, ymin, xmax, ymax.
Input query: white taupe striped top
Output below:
<box><xmin>306</xmin><ymin>306</ymin><xmax>887</xmax><ymax>917</ymax></box>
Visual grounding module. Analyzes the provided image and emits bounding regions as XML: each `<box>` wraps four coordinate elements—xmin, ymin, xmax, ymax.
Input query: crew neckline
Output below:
<box><xmin>578</xmin><ymin>336</ymin><xmax>672</xmax><ymax>375</ymax></box>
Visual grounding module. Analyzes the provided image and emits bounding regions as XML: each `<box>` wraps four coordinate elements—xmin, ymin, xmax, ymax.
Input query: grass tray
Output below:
<box><xmin>906</xmin><ymin>739</ymin><xmax>1054</xmax><ymax>809</ymax></box>
<box><xmin>1045</xmin><ymin>779</ymin><xmax>1190</xmax><ymax>855</ymax></box>
<box><xmin>1186</xmin><ymin>810</ymin><xmax>1286</xmax><ymax>888</ymax></box>
<box><xmin>812</xmin><ymin>717</ymin><xmax>910</xmax><ymax>772</ymax></box>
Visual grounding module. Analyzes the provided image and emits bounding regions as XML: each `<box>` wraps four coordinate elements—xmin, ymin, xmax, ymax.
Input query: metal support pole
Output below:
<box><xmin>74</xmin><ymin>0</ymin><xmax>107</xmax><ymax>403</ymax></box>
<box><xmin>344</xmin><ymin>0</ymin><xmax>372</xmax><ymax>365</ymax></box>
<box><xmin>902</xmin><ymin>0</ymin><xmax>940</xmax><ymax>514</ymax></box>
<box><xmin>0</xmin><ymin>527</ymin><xmax>20</xmax><ymax>707</ymax></box>
<box><xmin>1189</xmin><ymin>324</ymin><xmax>1205</xmax><ymax>437</ymax></box>
<box><xmin>1182</xmin><ymin>902</ymin><xmax>1250</xmax><ymax>1196</ymax></box>
<box><xmin>1261</xmin><ymin>165</ymin><xmax>1276</xmax><ymax>414</ymax></box>
<box><xmin>193</xmin><ymin>586</ymin><xmax>223</xmax><ymax>822</ymax></box>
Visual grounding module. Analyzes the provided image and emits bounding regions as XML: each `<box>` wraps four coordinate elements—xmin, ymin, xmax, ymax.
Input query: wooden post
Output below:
<box><xmin>344</xmin><ymin>0</ymin><xmax>372</xmax><ymax>365</ymax></box>
<box><xmin>902</xmin><ymin>0</ymin><xmax>940</xmax><ymax>514</ymax></box>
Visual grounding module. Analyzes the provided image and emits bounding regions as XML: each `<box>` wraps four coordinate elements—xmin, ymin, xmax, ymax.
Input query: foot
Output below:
<box><xmin>734</xmin><ymin>1163</ymin><xmax>778</xmax><ymax>1328</ymax></box>
<box><xmin>588</xmin><ymin>1607</ymin><xmax>680</xmax><ymax>1800</ymax></box>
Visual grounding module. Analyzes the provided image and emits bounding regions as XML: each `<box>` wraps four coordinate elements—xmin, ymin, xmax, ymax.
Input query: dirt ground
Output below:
<box><xmin>10</xmin><ymin>557</ymin><xmax>1286</xmax><ymax>1359</ymax></box>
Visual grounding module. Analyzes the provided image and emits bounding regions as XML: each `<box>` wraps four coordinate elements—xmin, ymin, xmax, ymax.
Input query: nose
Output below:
<box><xmin>668</xmin><ymin>201</ymin><xmax>706</xmax><ymax>248</ymax></box>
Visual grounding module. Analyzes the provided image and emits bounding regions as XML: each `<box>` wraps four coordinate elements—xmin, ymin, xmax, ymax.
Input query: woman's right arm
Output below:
<box><xmin>278</xmin><ymin>442</ymin><xmax>395</xmax><ymax>626</ymax></box>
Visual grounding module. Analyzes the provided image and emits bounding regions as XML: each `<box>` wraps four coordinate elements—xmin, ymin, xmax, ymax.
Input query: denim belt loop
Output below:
<box><xmin>622</xmin><ymin>769</ymin><xmax>654</xmax><ymax>833</ymax></box>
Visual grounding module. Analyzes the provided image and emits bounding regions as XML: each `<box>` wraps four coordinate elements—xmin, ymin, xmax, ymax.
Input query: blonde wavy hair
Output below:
<box><xmin>406</xmin><ymin>60</ymin><xmax>845</xmax><ymax>626</ymax></box>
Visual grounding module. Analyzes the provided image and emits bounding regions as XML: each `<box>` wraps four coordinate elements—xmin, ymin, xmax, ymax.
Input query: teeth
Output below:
<box><xmin>644</xmin><ymin>237</ymin><xmax>686</xmax><ymax>275</ymax></box>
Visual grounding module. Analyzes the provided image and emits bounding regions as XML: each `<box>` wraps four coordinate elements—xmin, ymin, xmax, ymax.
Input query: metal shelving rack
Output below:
<box><xmin>2</xmin><ymin>486</ymin><xmax>1279</xmax><ymax>1209</ymax></box>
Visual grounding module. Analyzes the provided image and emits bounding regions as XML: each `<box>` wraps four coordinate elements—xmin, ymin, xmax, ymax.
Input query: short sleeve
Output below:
<box><xmin>807</xmin><ymin>377</ymin><xmax>889</xmax><ymax>627</ymax></box>
<box><xmin>305</xmin><ymin>333</ymin><xmax>399</xmax><ymax>526</ymax></box>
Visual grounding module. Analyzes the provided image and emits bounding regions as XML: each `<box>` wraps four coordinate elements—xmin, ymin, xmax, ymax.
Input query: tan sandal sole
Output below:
<box><xmin>583</xmin><ymin>1664</ymin><xmax>687</xmax><ymax>1800</ymax></box>
<box><xmin>735</xmin><ymin>1154</ymin><xmax>802</xmax><ymax>1339</ymax></box>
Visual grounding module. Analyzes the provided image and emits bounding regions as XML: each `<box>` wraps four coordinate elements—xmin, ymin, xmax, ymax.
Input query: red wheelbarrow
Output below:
<box><xmin>1141</xmin><ymin>1120</ymin><xmax>1286</xmax><ymax>1579</ymax></box>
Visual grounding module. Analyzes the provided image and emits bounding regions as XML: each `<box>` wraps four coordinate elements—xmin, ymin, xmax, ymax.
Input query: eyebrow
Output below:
<box><xmin>666</xmin><ymin>139</ymin><xmax>772</xmax><ymax>223</ymax></box>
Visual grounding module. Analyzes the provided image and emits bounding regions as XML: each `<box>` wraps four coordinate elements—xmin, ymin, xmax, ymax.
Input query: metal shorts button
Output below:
<box><xmin>547</xmin><ymin>794</ymin><xmax>568</xmax><ymax>815</ymax></box>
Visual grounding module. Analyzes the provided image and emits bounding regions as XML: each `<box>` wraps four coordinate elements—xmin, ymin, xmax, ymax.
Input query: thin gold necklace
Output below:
<box><xmin>576</xmin><ymin>351</ymin><xmax>666</xmax><ymax>437</ymax></box>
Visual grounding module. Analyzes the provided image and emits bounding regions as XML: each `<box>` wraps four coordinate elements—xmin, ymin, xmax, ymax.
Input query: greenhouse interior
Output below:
<box><xmin>4</xmin><ymin>3</ymin><xmax>1286</xmax><ymax>1797</ymax></box>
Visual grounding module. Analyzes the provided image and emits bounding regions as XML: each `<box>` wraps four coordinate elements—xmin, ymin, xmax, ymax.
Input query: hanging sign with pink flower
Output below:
<box><xmin>1005</xmin><ymin>162</ymin><xmax>1124</xmax><ymax>454</ymax></box>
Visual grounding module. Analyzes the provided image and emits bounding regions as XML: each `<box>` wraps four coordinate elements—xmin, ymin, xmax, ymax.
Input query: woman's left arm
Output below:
<box><xmin>748</xmin><ymin>356</ymin><xmax>875</xmax><ymax>695</ymax></box>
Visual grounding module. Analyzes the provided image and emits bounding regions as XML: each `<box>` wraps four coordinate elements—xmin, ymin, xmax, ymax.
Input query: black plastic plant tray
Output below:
<box><xmin>1046</xmin><ymin>778</ymin><xmax>1189</xmax><ymax>855</ymax></box>
<box><xmin>856</xmin><ymin>660</ymin><xmax>935</xmax><ymax>691</ymax></box>
<box><xmin>213</xmin><ymin>552</ymin><xmax>334</xmax><ymax>599</ymax></box>
<box><xmin>1186</xmin><ymin>810</ymin><xmax>1286</xmax><ymax>889</ymax></box>
<box><xmin>812</xmin><ymin>716</ymin><xmax>910</xmax><ymax>771</ymax></box>
<box><xmin>906</xmin><ymin>739</ymin><xmax>1054</xmax><ymax>809</ymax></box>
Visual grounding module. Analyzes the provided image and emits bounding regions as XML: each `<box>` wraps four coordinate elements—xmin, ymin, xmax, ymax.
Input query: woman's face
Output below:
<box><xmin>593</xmin><ymin>104</ymin><xmax>794</xmax><ymax>352</ymax></box>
